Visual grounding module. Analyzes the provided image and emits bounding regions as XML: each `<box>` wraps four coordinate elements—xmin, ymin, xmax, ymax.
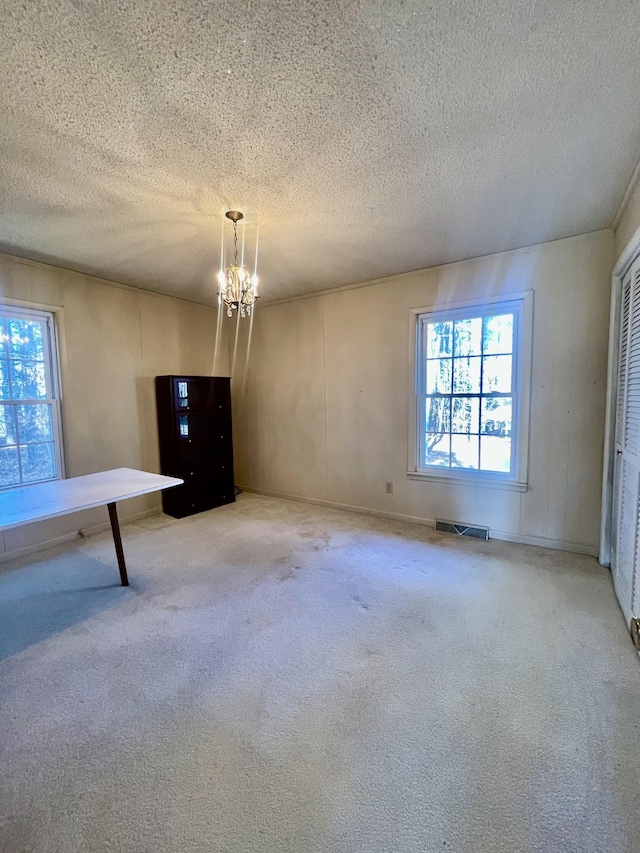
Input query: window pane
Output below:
<box><xmin>9</xmin><ymin>360</ymin><xmax>47</xmax><ymax>399</ymax></box>
<box><xmin>0</xmin><ymin>309</ymin><xmax>61</xmax><ymax>490</ymax></box>
<box><xmin>7</xmin><ymin>318</ymin><xmax>45</xmax><ymax>360</ymax></box>
<box><xmin>481</xmin><ymin>398</ymin><xmax>512</xmax><ymax>436</ymax></box>
<box><xmin>483</xmin><ymin>314</ymin><xmax>513</xmax><ymax>354</ymax></box>
<box><xmin>0</xmin><ymin>406</ymin><xmax>17</xmax><ymax>446</ymax></box>
<box><xmin>454</xmin><ymin>318</ymin><xmax>482</xmax><ymax>356</ymax></box>
<box><xmin>452</xmin><ymin>397</ymin><xmax>480</xmax><ymax>434</ymax></box>
<box><xmin>426</xmin><ymin>359</ymin><xmax>452</xmax><ymax>394</ymax></box>
<box><xmin>451</xmin><ymin>434</ymin><xmax>479</xmax><ymax>469</ymax></box>
<box><xmin>480</xmin><ymin>436</ymin><xmax>511</xmax><ymax>472</ymax></box>
<box><xmin>426</xmin><ymin>397</ymin><xmax>450</xmax><ymax>433</ymax></box>
<box><xmin>0</xmin><ymin>445</ymin><xmax>20</xmax><ymax>487</ymax></box>
<box><xmin>17</xmin><ymin>404</ymin><xmax>53</xmax><ymax>443</ymax></box>
<box><xmin>426</xmin><ymin>321</ymin><xmax>452</xmax><ymax>358</ymax></box>
<box><xmin>425</xmin><ymin>433</ymin><xmax>450</xmax><ymax>467</ymax></box>
<box><xmin>453</xmin><ymin>357</ymin><xmax>481</xmax><ymax>393</ymax></box>
<box><xmin>20</xmin><ymin>443</ymin><xmax>56</xmax><ymax>482</ymax></box>
<box><xmin>418</xmin><ymin>302</ymin><xmax>524</xmax><ymax>481</ymax></box>
<box><xmin>0</xmin><ymin>360</ymin><xmax>9</xmax><ymax>399</ymax></box>
<box><xmin>482</xmin><ymin>354</ymin><xmax>512</xmax><ymax>393</ymax></box>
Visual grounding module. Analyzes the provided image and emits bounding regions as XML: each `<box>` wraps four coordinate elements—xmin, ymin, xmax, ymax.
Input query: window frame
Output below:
<box><xmin>0</xmin><ymin>301</ymin><xmax>66</xmax><ymax>490</ymax></box>
<box><xmin>408</xmin><ymin>291</ymin><xmax>533</xmax><ymax>491</ymax></box>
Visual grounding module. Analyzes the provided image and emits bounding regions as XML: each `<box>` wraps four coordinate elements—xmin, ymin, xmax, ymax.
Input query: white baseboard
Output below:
<box><xmin>240</xmin><ymin>486</ymin><xmax>599</xmax><ymax>557</ymax></box>
<box><xmin>0</xmin><ymin>508</ymin><xmax>161</xmax><ymax>565</ymax></box>
<box><xmin>239</xmin><ymin>486</ymin><xmax>438</xmax><ymax>529</ymax></box>
<box><xmin>485</xmin><ymin>528</ymin><xmax>598</xmax><ymax>557</ymax></box>
<box><xmin>1</xmin><ymin>486</ymin><xmax>599</xmax><ymax>566</ymax></box>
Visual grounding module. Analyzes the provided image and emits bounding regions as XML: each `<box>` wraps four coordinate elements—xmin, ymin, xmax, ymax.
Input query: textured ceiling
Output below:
<box><xmin>1</xmin><ymin>0</ymin><xmax>640</xmax><ymax>305</ymax></box>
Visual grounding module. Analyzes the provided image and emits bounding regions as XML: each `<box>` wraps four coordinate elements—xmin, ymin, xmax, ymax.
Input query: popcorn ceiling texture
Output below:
<box><xmin>1</xmin><ymin>0</ymin><xmax>640</xmax><ymax>304</ymax></box>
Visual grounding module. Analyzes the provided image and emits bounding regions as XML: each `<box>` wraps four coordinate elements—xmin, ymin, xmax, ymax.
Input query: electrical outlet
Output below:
<box><xmin>385</xmin><ymin>481</ymin><xmax>393</xmax><ymax>494</ymax></box>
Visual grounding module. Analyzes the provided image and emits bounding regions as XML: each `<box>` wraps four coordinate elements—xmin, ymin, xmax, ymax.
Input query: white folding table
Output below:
<box><xmin>0</xmin><ymin>468</ymin><xmax>183</xmax><ymax>586</ymax></box>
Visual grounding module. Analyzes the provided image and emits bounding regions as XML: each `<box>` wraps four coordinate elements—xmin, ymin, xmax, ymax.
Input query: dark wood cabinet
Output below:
<box><xmin>155</xmin><ymin>375</ymin><xmax>235</xmax><ymax>518</ymax></box>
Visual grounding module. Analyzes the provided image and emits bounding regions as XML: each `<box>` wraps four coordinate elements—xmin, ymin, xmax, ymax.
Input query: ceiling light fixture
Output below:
<box><xmin>218</xmin><ymin>210</ymin><xmax>258</xmax><ymax>317</ymax></box>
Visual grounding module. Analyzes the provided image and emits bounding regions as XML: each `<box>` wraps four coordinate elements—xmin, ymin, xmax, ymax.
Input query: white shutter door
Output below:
<box><xmin>625</xmin><ymin>263</ymin><xmax>640</xmax><ymax>453</ymax></box>
<box><xmin>633</xmin><ymin>494</ymin><xmax>640</xmax><ymax>617</ymax></box>
<box><xmin>613</xmin><ymin>260</ymin><xmax>640</xmax><ymax>620</ymax></box>
<box><xmin>632</xmin><ymin>262</ymin><xmax>640</xmax><ymax>619</ymax></box>
<box><xmin>617</xmin><ymin>460</ymin><xmax>637</xmax><ymax>605</ymax></box>
<box><xmin>612</xmin><ymin>273</ymin><xmax>631</xmax><ymax>576</ymax></box>
<box><xmin>616</xmin><ymin>275</ymin><xmax>631</xmax><ymax>446</ymax></box>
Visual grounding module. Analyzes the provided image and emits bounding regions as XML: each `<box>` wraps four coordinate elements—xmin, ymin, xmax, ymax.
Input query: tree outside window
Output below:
<box><xmin>419</xmin><ymin>310</ymin><xmax>516</xmax><ymax>474</ymax></box>
<box><xmin>0</xmin><ymin>308</ymin><xmax>63</xmax><ymax>489</ymax></box>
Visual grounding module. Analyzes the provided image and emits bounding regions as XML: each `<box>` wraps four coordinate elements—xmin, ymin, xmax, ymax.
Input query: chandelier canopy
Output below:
<box><xmin>218</xmin><ymin>210</ymin><xmax>258</xmax><ymax>318</ymax></box>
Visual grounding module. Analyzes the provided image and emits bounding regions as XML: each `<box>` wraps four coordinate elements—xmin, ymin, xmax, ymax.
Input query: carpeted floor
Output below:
<box><xmin>1</xmin><ymin>493</ymin><xmax>639</xmax><ymax>853</ymax></box>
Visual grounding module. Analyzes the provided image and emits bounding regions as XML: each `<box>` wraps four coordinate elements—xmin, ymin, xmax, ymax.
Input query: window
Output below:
<box><xmin>0</xmin><ymin>305</ymin><xmax>64</xmax><ymax>489</ymax></box>
<box><xmin>411</xmin><ymin>294</ymin><xmax>532</xmax><ymax>489</ymax></box>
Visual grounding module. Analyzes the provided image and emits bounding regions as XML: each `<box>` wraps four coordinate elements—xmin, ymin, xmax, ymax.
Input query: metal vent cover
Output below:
<box><xmin>435</xmin><ymin>519</ymin><xmax>489</xmax><ymax>540</ymax></box>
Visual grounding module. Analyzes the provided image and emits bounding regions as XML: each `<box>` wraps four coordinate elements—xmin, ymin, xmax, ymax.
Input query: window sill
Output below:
<box><xmin>406</xmin><ymin>471</ymin><xmax>528</xmax><ymax>492</ymax></box>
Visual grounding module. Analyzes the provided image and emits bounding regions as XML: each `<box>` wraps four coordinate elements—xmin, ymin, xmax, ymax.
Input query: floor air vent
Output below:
<box><xmin>435</xmin><ymin>519</ymin><xmax>489</xmax><ymax>540</ymax></box>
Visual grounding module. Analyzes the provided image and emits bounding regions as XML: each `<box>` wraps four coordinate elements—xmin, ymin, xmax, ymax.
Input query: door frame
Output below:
<box><xmin>601</xmin><ymin>223</ymin><xmax>640</xmax><ymax>606</ymax></box>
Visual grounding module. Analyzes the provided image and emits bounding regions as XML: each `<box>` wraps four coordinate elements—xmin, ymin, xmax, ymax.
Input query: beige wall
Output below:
<box><xmin>233</xmin><ymin>230</ymin><xmax>614</xmax><ymax>555</ymax></box>
<box><xmin>615</xmin><ymin>175</ymin><xmax>640</xmax><ymax>261</ymax></box>
<box><xmin>0</xmin><ymin>253</ymin><xmax>227</xmax><ymax>560</ymax></box>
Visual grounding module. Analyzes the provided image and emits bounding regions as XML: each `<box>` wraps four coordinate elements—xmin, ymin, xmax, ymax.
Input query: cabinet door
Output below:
<box><xmin>173</xmin><ymin>377</ymin><xmax>230</xmax><ymax>410</ymax></box>
<box><xmin>175</xmin><ymin>411</ymin><xmax>232</xmax><ymax>444</ymax></box>
<box><xmin>175</xmin><ymin>447</ymin><xmax>233</xmax><ymax>494</ymax></box>
<box><xmin>162</xmin><ymin>482</ymin><xmax>235</xmax><ymax>518</ymax></box>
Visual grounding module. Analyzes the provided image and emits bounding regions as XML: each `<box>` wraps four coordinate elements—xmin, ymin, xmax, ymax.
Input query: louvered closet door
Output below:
<box><xmin>613</xmin><ymin>259</ymin><xmax>640</xmax><ymax>623</ymax></box>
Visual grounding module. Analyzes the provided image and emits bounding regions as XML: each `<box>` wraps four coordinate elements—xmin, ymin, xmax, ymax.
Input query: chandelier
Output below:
<box><xmin>217</xmin><ymin>210</ymin><xmax>258</xmax><ymax>317</ymax></box>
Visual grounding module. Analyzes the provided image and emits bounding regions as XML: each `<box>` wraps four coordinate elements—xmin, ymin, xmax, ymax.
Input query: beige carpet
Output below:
<box><xmin>1</xmin><ymin>493</ymin><xmax>639</xmax><ymax>853</ymax></box>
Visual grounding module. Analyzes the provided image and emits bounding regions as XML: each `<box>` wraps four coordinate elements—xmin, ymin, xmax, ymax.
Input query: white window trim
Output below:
<box><xmin>0</xmin><ymin>300</ymin><xmax>66</xmax><ymax>489</ymax></box>
<box><xmin>407</xmin><ymin>291</ymin><xmax>533</xmax><ymax>492</ymax></box>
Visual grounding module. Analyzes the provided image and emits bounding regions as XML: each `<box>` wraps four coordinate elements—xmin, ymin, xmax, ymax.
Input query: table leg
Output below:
<box><xmin>107</xmin><ymin>502</ymin><xmax>129</xmax><ymax>586</ymax></box>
